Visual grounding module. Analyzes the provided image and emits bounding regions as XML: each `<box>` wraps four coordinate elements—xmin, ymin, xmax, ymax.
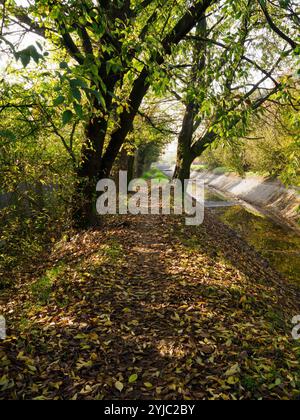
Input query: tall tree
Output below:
<box><xmin>1</xmin><ymin>0</ymin><xmax>215</xmax><ymax>226</ymax></box>
<box><xmin>171</xmin><ymin>0</ymin><xmax>299</xmax><ymax>181</ymax></box>
<box><xmin>1</xmin><ymin>0</ymin><xmax>298</xmax><ymax>222</ymax></box>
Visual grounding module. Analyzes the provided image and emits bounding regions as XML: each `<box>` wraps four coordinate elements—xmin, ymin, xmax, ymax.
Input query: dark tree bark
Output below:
<box><xmin>10</xmin><ymin>1</ymin><xmax>214</xmax><ymax>227</ymax></box>
<box><xmin>73</xmin><ymin>61</ymin><xmax>119</xmax><ymax>227</ymax></box>
<box><xmin>72</xmin><ymin>106</ymin><xmax>110</xmax><ymax>227</ymax></box>
<box><xmin>98</xmin><ymin>69</ymin><xmax>150</xmax><ymax>180</ymax></box>
<box><xmin>95</xmin><ymin>1</ymin><xmax>214</xmax><ymax>189</ymax></box>
<box><xmin>173</xmin><ymin>103</ymin><xmax>195</xmax><ymax>181</ymax></box>
<box><xmin>118</xmin><ymin>148</ymin><xmax>135</xmax><ymax>184</ymax></box>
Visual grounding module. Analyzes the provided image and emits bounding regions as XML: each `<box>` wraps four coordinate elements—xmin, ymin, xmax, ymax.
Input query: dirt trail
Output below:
<box><xmin>0</xmin><ymin>213</ymin><xmax>300</xmax><ymax>400</ymax></box>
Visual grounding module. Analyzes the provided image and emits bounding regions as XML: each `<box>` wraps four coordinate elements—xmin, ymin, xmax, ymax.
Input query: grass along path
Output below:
<box><xmin>1</xmin><ymin>211</ymin><xmax>300</xmax><ymax>400</ymax></box>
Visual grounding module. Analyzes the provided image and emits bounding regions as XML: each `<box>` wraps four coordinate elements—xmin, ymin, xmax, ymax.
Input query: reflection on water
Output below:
<box><xmin>205</xmin><ymin>189</ymin><xmax>228</xmax><ymax>202</ymax></box>
<box><xmin>206</xmin><ymin>189</ymin><xmax>300</xmax><ymax>285</ymax></box>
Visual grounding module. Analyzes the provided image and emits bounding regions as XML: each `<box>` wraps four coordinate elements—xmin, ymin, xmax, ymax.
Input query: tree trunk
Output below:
<box><xmin>72</xmin><ymin>115</ymin><xmax>107</xmax><ymax>228</ymax></box>
<box><xmin>72</xmin><ymin>66</ymin><xmax>118</xmax><ymax>228</ymax></box>
<box><xmin>173</xmin><ymin>103</ymin><xmax>195</xmax><ymax>182</ymax></box>
<box><xmin>72</xmin><ymin>176</ymin><xmax>99</xmax><ymax>228</ymax></box>
<box><xmin>72</xmin><ymin>67</ymin><xmax>148</xmax><ymax>228</ymax></box>
<box><xmin>173</xmin><ymin>153</ymin><xmax>193</xmax><ymax>182</ymax></box>
<box><xmin>118</xmin><ymin>148</ymin><xmax>135</xmax><ymax>184</ymax></box>
<box><xmin>99</xmin><ymin>69</ymin><xmax>150</xmax><ymax>181</ymax></box>
<box><xmin>135</xmin><ymin>147</ymin><xmax>146</xmax><ymax>178</ymax></box>
<box><xmin>127</xmin><ymin>155</ymin><xmax>135</xmax><ymax>184</ymax></box>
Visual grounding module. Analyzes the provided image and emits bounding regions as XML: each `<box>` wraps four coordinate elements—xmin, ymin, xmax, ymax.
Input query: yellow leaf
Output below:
<box><xmin>0</xmin><ymin>375</ymin><xmax>9</xmax><ymax>386</ymax></box>
<box><xmin>50</xmin><ymin>382</ymin><xmax>62</xmax><ymax>390</ymax></box>
<box><xmin>74</xmin><ymin>333</ymin><xmax>87</xmax><ymax>340</ymax></box>
<box><xmin>89</xmin><ymin>332</ymin><xmax>99</xmax><ymax>341</ymax></box>
<box><xmin>76</xmin><ymin>359</ymin><xmax>93</xmax><ymax>370</ymax></box>
<box><xmin>123</xmin><ymin>308</ymin><xmax>131</xmax><ymax>313</ymax></box>
<box><xmin>115</xmin><ymin>381</ymin><xmax>124</xmax><ymax>392</ymax></box>
<box><xmin>129</xmin><ymin>374</ymin><xmax>138</xmax><ymax>383</ymax></box>
<box><xmin>227</xmin><ymin>376</ymin><xmax>239</xmax><ymax>385</ymax></box>
<box><xmin>225</xmin><ymin>363</ymin><xmax>240</xmax><ymax>377</ymax></box>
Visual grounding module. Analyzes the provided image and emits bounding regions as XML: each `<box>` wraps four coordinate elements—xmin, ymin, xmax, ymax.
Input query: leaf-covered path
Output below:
<box><xmin>1</xmin><ymin>212</ymin><xmax>300</xmax><ymax>400</ymax></box>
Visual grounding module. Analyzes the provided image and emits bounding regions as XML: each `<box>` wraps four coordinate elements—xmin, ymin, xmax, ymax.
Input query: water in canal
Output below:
<box><xmin>205</xmin><ymin>188</ymin><xmax>300</xmax><ymax>285</ymax></box>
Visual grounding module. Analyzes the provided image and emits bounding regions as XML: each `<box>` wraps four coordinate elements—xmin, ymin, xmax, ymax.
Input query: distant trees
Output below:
<box><xmin>115</xmin><ymin>110</ymin><xmax>173</xmax><ymax>181</ymax></box>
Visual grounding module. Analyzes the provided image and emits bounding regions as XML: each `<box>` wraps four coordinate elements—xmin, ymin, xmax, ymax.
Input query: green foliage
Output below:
<box><xmin>202</xmin><ymin>88</ymin><xmax>300</xmax><ymax>186</ymax></box>
<box><xmin>102</xmin><ymin>240</ymin><xmax>123</xmax><ymax>262</ymax></box>
<box><xmin>213</xmin><ymin>166</ymin><xmax>235</xmax><ymax>175</ymax></box>
<box><xmin>134</xmin><ymin>141</ymin><xmax>164</xmax><ymax>178</ymax></box>
<box><xmin>15</xmin><ymin>45</ymin><xmax>44</xmax><ymax>68</ymax></box>
<box><xmin>191</xmin><ymin>164</ymin><xmax>209</xmax><ymax>171</ymax></box>
<box><xmin>62</xmin><ymin>109</ymin><xmax>73</xmax><ymax>125</ymax></box>
<box><xmin>0</xmin><ymin>77</ymin><xmax>80</xmax><ymax>288</ymax></box>
<box><xmin>31</xmin><ymin>265</ymin><xmax>65</xmax><ymax>305</ymax></box>
<box><xmin>142</xmin><ymin>168</ymin><xmax>169</xmax><ymax>182</ymax></box>
<box><xmin>169</xmin><ymin>0</ymin><xmax>298</xmax><ymax>180</ymax></box>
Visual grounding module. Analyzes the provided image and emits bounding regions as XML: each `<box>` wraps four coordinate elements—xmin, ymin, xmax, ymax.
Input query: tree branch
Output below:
<box><xmin>60</xmin><ymin>23</ymin><xmax>85</xmax><ymax>65</ymax></box>
<box><xmin>187</xmin><ymin>35</ymin><xmax>281</xmax><ymax>86</ymax></box>
<box><xmin>77</xmin><ymin>26</ymin><xmax>94</xmax><ymax>57</ymax></box>
<box><xmin>9</xmin><ymin>5</ymin><xmax>46</xmax><ymax>38</ymax></box>
<box><xmin>138</xmin><ymin>110</ymin><xmax>178</xmax><ymax>135</ymax></box>
<box><xmin>100</xmin><ymin>0</ymin><xmax>216</xmax><ymax>176</ymax></box>
<box><xmin>258</xmin><ymin>0</ymin><xmax>299</xmax><ymax>50</ymax></box>
<box><xmin>162</xmin><ymin>0</ymin><xmax>215</xmax><ymax>55</ymax></box>
<box><xmin>190</xmin><ymin>81</ymin><xmax>284</xmax><ymax>159</ymax></box>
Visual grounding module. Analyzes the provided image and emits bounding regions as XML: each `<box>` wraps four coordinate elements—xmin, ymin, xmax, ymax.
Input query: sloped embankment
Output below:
<box><xmin>194</xmin><ymin>171</ymin><xmax>300</xmax><ymax>227</ymax></box>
